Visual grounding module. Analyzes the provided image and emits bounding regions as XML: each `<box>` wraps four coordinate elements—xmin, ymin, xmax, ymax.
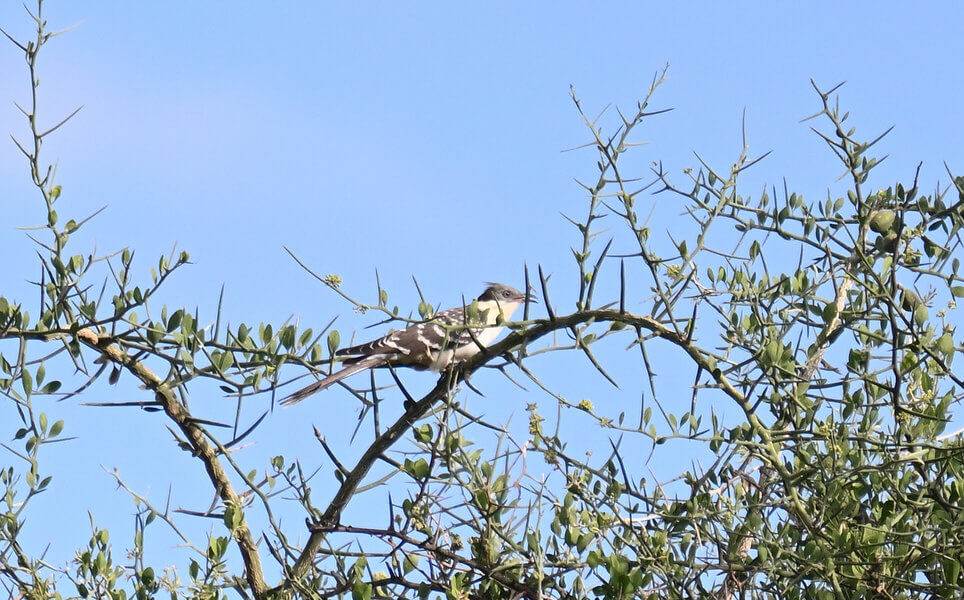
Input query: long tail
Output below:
<box><xmin>280</xmin><ymin>355</ymin><xmax>386</xmax><ymax>406</ymax></box>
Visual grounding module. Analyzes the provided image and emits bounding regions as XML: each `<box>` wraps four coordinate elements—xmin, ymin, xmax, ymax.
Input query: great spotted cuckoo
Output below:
<box><xmin>281</xmin><ymin>283</ymin><xmax>533</xmax><ymax>405</ymax></box>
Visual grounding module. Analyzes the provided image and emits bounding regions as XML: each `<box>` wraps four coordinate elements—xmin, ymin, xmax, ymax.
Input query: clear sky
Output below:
<box><xmin>2</xmin><ymin>0</ymin><xmax>962</xmax><ymax>587</ymax></box>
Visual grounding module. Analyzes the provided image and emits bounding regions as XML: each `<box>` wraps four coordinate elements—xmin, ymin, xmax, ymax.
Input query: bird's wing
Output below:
<box><xmin>334</xmin><ymin>307</ymin><xmax>479</xmax><ymax>359</ymax></box>
<box><xmin>280</xmin><ymin>354</ymin><xmax>387</xmax><ymax>406</ymax></box>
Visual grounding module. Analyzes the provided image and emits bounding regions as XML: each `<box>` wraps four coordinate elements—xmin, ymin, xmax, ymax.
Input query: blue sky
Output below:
<box><xmin>2</xmin><ymin>0</ymin><xmax>963</xmax><ymax>587</ymax></box>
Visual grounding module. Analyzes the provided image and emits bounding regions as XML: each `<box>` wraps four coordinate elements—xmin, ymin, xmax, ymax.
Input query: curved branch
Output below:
<box><xmin>74</xmin><ymin>328</ymin><xmax>269</xmax><ymax>597</ymax></box>
<box><xmin>281</xmin><ymin>307</ymin><xmax>708</xmax><ymax>589</ymax></box>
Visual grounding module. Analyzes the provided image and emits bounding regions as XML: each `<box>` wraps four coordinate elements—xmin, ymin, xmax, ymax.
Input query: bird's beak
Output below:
<box><xmin>524</xmin><ymin>291</ymin><xmax>539</xmax><ymax>304</ymax></box>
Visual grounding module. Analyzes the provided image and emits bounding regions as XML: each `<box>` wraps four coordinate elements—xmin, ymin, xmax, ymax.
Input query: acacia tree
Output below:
<box><xmin>3</xmin><ymin>4</ymin><xmax>964</xmax><ymax>600</ymax></box>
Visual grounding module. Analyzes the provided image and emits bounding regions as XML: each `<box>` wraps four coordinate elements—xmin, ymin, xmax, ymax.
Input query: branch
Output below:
<box><xmin>280</xmin><ymin>307</ymin><xmax>717</xmax><ymax>588</ymax></box>
<box><xmin>72</xmin><ymin>328</ymin><xmax>269</xmax><ymax>597</ymax></box>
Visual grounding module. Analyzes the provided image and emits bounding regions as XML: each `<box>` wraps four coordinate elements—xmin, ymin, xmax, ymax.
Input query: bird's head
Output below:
<box><xmin>480</xmin><ymin>283</ymin><xmax>537</xmax><ymax>303</ymax></box>
<box><xmin>478</xmin><ymin>283</ymin><xmax>537</xmax><ymax>323</ymax></box>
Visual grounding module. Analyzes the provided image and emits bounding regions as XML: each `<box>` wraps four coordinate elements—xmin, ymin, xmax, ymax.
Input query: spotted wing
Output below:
<box><xmin>334</xmin><ymin>306</ymin><xmax>484</xmax><ymax>364</ymax></box>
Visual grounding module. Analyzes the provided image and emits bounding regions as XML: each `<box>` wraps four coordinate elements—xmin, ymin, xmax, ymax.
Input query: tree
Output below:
<box><xmin>3</xmin><ymin>3</ymin><xmax>963</xmax><ymax>599</ymax></box>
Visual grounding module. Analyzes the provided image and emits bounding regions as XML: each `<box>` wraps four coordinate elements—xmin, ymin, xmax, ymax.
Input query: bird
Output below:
<box><xmin>281</xmin><ymin>283</ymin><xmax>533</xmax><ymax>405</ymax></box>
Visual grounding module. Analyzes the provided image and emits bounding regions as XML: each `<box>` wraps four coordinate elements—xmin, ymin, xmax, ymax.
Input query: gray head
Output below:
<box><xmin>479</xmin><ymin>283</ymin><xmax>537</xmax><ymax>304</ymax></box>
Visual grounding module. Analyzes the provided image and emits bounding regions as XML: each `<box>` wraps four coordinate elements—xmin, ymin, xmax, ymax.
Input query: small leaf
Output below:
<box><xmin>404</xmin><ymin>458</ymin><xmax>430</xmax><ymax>480</ymax></box>
<box><xmin>938</xmin><ymin>333</ymin><xmax>955</xmax><ymax>356</ymax></box>
<box><xmin>279</xmin><ymin>325</ymin><xmax>296</xmax><ymax>349</ymax></box>
<box><xmin>403</xmin><ymin>554</ymin><xmax>418</xmax><ymax>574</ymax></box>
<box><xmin>167</xmin><ymin>309</ymin><xmax>183</xmax><ymax>332</ymax></box>
<box><xmin>352</xmin><ymin>582</ymin><xmax>372</xmax><ymax>600</ymax></box>
<box><xmin>414</xmin><ymin>424</ymin><xmax>433</xmax><ymax>443</ymax></box>
<box><xmin>914</xmin><ymin>305</ymin><xmax>928</xmax><ymax>327</ymax></box>
<box><xmin>22</xmin><ymin>370</ymin><xmax>33</xmax><ymax>397</ymax></box>
<box><xmin>40</xmin><ymin>381</ymin><xmax>62</xmax><ymax>394</ymax></box>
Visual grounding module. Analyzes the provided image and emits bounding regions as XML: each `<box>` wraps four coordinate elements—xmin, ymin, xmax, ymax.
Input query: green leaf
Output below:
<box><xmin>943</xmin><ymin>558</ymin><xmax>961</xmax><ymax>589</ymax></box>
<box><xmin>167</xmin><ymin>309</ymin><xmax>183</xmax><ymax>332</ymax></box>
<box><xmin>40</xmin><ymin>380</ymin><xmax>62</xmax><ymax>394</ymax></box>
<box><xmin>94</xmin><ymin>550</ymin><xmax>107</xmax><ymax>576</ymax></box>
<box><xmin>414</xmin><ymin>424</ymin><xmax>433</xmax><ymax>443</ymax></box>
<box><xmin>938</xmin><ymin>333</ymin><xmax>955</xmax><ymax>356</ymax></box>
<box><xmin>328</xmin><ymin>330</ymin><xmax>340</xmax><ymax>356</ymax></box>
<box><xmin>404</xmin><ymin>458</ymin><xmax>430</xmax><ymax>480</ymax></box>
<box><xmin>352</xmin><ymin>582</ymin><xmax>372</xmax><ymax>600</ymax></box>
<box><xmin>48</xmin><ymin>420</ymin><xmax>64</xmax><ymax>438</ymax></box>
<box><xmin>22</xmin><ymin>369</ymin><xmax>33</xmax><ymax>397</ymax></box>
<box><xmin>279</xmin><ymin>325</ymin><xmax>296</xmax><ymax>349</ymax></box>
<box><xmin>577</xmin><ymin>531</ymin><xmax>594</xmax><ymax>553</ymax></box>
<box><xmin>914</xmin><ymin>305</ymin><xmax>928</xmax><ymax>327</ymax></box>
<box><xmin>403</xmin><ymin>553</ymin><xmax>418</xmax><ymax>574</ymax></box>
<box><xmin>223</xmin><ymin>503</ymin><xmax>244</xmax><ymax>532</ymax></box>
<box><xmin>207</xmin><ymin>536</ymin><xmax>228</xmax><ymax>561</ymax></box>
<box><xmin>951</xmin><ymin>286</ymin><xmax>964</xmax><ymax>298</ymax></box>
<box><xmin>900</xmin><ymin>352</ymin><xmax>917</xmax><ymax>373</ymax></box>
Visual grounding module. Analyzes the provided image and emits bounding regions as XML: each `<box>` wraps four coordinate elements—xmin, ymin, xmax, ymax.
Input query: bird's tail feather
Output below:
<box><xmin>280</xmin><ymin>355</ymin><xmax>386</xmax><ymax>406</ymax></box>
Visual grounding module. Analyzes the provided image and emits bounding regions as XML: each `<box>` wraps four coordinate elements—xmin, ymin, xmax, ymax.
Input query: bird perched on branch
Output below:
<box><xmin>281</xmin><ymin>283</ymin><xmax>533</xmax><ymax>405</ymax></box>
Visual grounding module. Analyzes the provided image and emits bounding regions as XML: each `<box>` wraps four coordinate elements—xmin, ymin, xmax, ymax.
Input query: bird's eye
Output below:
<box><xmin>503</xmin><ymin>290</ymin><xmax>510</xmax><ymax>297</ymax></box>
